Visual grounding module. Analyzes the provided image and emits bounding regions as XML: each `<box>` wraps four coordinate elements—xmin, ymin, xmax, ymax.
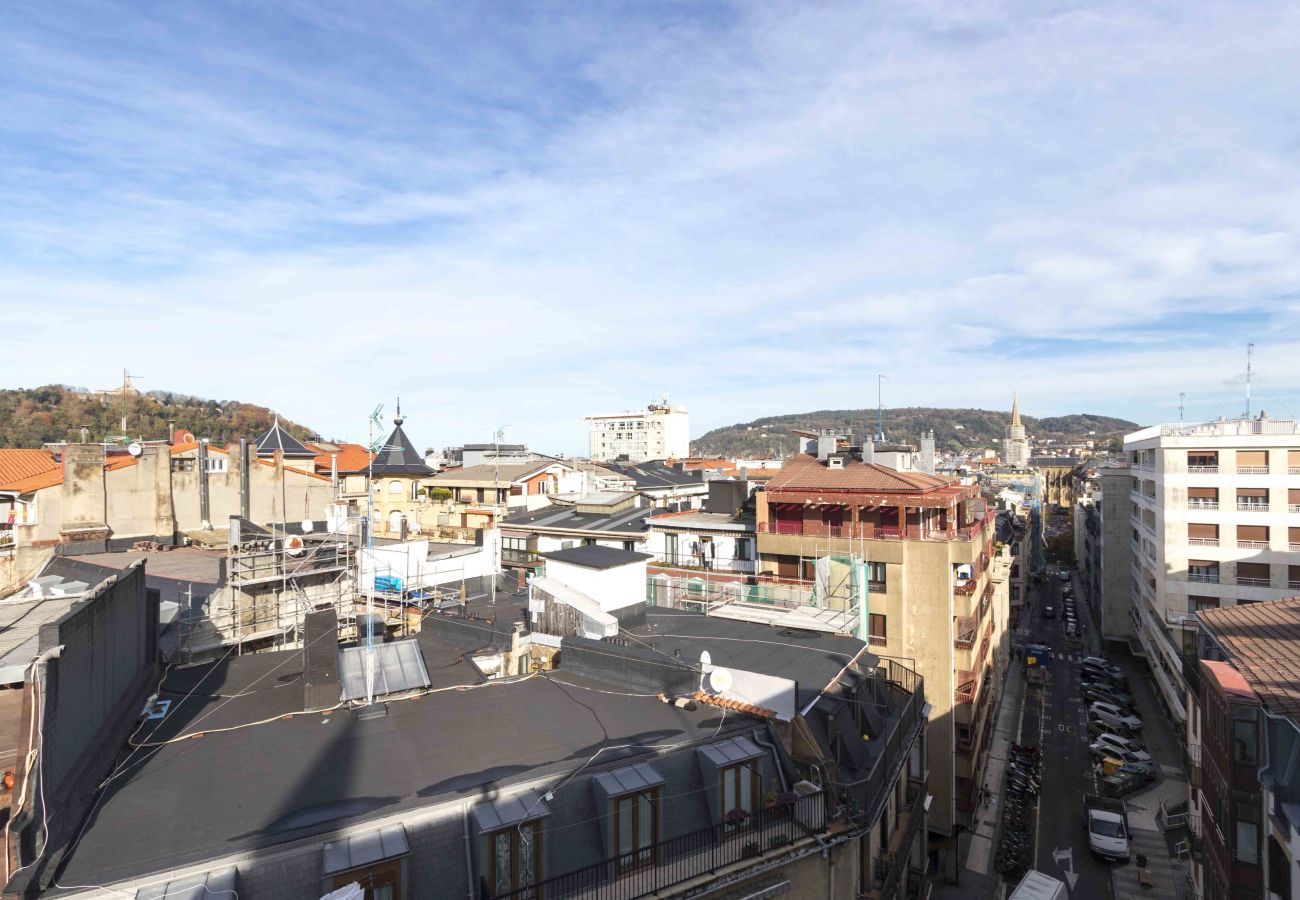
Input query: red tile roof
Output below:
<box><xmin>312</xmin><ymin>443</ymin><xmax>372</xmax><ymax>474</ymax></box>
<box><xmin>691</xmin><ymin>690</ymin><xmax>777</xmax><ymax>719</ymax></box>
<box><xmin>767</xmin><ymin>452</ymin><xmax>957</xmax><ymax>494</ymax></box>
<box><xmin>1198</xmin><ymin>599</ymin><xmax>1300</xmax><ymax>718</ymax></box>
<box><xmin>0</xmin><ymin>449</ymin><xmax>61</xmax><ymax>492</ymax></box>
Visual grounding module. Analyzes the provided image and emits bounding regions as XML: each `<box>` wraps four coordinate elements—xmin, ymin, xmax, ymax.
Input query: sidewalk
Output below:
<box><xmin>932</xmin><ymin>645</ymin><xmax>1030</xmax><ymax>900</ymax></box>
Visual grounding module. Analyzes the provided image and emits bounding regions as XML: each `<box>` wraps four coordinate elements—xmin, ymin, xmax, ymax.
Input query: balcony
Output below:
<box><xmin>1289</xmin><ymin>580</ymin><xmax>1300</xmax><ymax>591</ymax></box>
<box><xmin>501</xmin><ymin>548</ymin><xmax>543</xmax><ymax>566</ymax></box>
<box><xmin>655</xmin><ymin>554</ymin><xmax>757</xmax><ymax>575</ymax></box>
<box><xmin>1187</xmin><ymin>499</ymin><xmax>1219</xmax><ymax>510</ymax></box>
<box><xmin>1237</xmin><ymin>502</ymin><xmax>1269</xmax><ymax>513</ymax></box>
<box><xmin>1187</xmin><ymin>465</ymin><xmax>1219</xmax><ymax>474</ymax></box>
<box><xmin>865</xmin><ymin>780</ymin><xmax>929</xmax><ymax>900</ymax></box>
<box><xmin>1188</xmin><ymin>538</ymin><xmax>1219</xmax><ymax>547</ymax></box>
<box><xmin>1188</xmin><ymin>572</ymin><xmax>1220</xmax><ymax>584</ymax></box>
<box><xmin>1237</xmin><ymin>540</ymin><xmax>1269</xmax><ymax>550</ymax></box>
<box><xmin>1292</xmin><ymin>467</ymin><xmax>1300</xmax><ymax>475</ymax></box>
<box><xmin>1238</xmin><ymin>577</ymin><xmax>1271</xmax><ymax>588</ymax></box>
<box><xmin>1237</xmin><ymin>466</ymin><xmax>1270</xmax><ymax>475</ymax></box>
<box><xmin>954</xmin><ymin>616</ymin><xmax>977</xmax><ymax>649</ymax></box>
<box><xmin>757</xmin><ymin>512</ymin><xmax>991</xmax><ymax>543</ymax></box>
<box><xmin>955</xmin><ymin>670</ymin><xmax>977</xmax><ymax>704</ymax></box>
<box><xmin>1166</xmin><ymin>610</ymin><xmax>1199</xmax><ymax>628</ymax></box>
<box><xmin>483</xmin><ymin>791</ymin><xmax>830</xmax><ymax>900</ymax></box>
<box><xmin>1289</xmin><ymin>504</ymin><xmax>1300</xmax><ymax>513</ymax></box>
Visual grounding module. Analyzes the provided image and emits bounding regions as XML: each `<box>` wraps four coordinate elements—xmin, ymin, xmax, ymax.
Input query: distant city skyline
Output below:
<box><xmin>3</xmin><ymin>2</ymin><xmax>1299</xmax><ymax>453</ymax></box>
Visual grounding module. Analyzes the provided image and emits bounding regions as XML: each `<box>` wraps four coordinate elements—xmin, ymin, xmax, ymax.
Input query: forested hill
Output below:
<box><xmin>0</xmin><ymin>385</ymin><xmax>317</xmax><ymax>447</ymax></box>
<box><xmin>692</xmin><ymin>407</ymin><xmax>1138</xmax><ymax>457</ymax></box>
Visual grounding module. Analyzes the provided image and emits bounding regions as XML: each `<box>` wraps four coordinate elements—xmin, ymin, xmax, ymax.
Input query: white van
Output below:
<box><xmin>1090</xmin><ymin>732</ymin><xmax>1152</xmax><ymax>762</ymax></box>
<box><xmin>1090</xmin><ymin>703</ymin><xmax>1143</xmax><ymax>732</ymax></box>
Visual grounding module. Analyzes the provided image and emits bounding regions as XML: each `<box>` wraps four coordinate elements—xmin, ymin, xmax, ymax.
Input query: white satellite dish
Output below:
<box><xmin>284</xmin><ymin>535</ymin><xmax>305</xmax><ymax>557</ymax></box>
<box><xmin>300</xmin><ymin>519</ymin><xmax>314</xmax><ymax>533</ymax></box>
<box><xmin>706</xmin><ymin>668</ymin><xmax>733</xmax><ymax>695</ymax></box>
<box><xmin>127</xmin><ymin>442</ymin><xmax>143</xmax><ymax>457</ymax></box>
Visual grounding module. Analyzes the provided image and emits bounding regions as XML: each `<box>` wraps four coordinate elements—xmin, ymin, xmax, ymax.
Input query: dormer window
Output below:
<box><xmin>827</xmin><ymin>457</ymin><xmax>844</xmax><ymax>469</ymax></box>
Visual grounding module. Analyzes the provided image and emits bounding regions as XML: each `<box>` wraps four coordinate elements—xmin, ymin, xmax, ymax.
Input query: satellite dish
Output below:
<box><xmin>706</xmin><ymin>668</ymin><xmax>733</xmax><ymax>695</ymax></box>
<box><xmin>284</xmin><ymin>535</ymin><xmax>305</xmax><ymax>557</ymax></box>
<box><xmin>127</xmin><ymin>442</ymin><xmax>143</xmax><ymax>457</ymax></box>
<box><xmin>300</xmin><ymin>519</ymin><xmax>314</xmax><ymax>533</ymax></box>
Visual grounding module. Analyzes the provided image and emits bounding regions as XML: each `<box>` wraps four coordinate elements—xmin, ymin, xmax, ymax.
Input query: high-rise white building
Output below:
<box><xmin>1124</xmin><ymin>415</ymin><xmax>1300</xmax><ymax>723</ymax></box>
<box><xmin>585</xmin><ymin>402</ymin><xmax>690</xmax><ymax>463</ymax></box>
<box><xmin>1004</xmin><ymin>394</ymin><xmax>1030</xmax><ymax>467</ymax></box>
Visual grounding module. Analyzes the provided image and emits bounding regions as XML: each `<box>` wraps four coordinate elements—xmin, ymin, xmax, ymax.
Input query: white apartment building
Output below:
<box><xmin>1125</xmin><ymin>416</ymin><xmax>1300</xmax><ymax>723</ymax></box>
<box><xmin>585</xmin><ymin>402</ymin><xmax>690</xmax><ymax>463</ymax></box>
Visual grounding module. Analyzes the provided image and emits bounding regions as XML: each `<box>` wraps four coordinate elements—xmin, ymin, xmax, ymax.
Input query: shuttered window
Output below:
<box><xmin>1188</xmin><ymin>523</ymin><xmax>1218</xmax><ymax>539</ymax></box>
<box><xmin>1237</xmin><ymin>450</ymin><xmax>1267</xmax><ymax>465</ymax></box>
<box><xmin>1188</xmin><ymin>487</ymin><xmax>1218</xmax><ymax>499</ymax></box>
<box><xmin>1237</xmin><ymin>563</ymin><xmax>1270</xmax><ymax>581</ymax></box>
<box><xmin>1238</xmin><ymin>488</ymin><xmax>1269</xmax><ymax>498</ymax></box>
<box><xmin>1289</xmin><ymin>488</ymin><xmax>1300</xmax><ymax>504</ymax></box>
<box><xmin>1289</xmin><ymin>527</ymin><xmax>1300</xmax><ymax>544</ymax></box>
<box><xmin>1237</xmin><ymin>525</ymin><xmax>1268</xmax><ymax>542</ymax></box>
<box><xmin>1289</xmin><ymin>450</ymin><xmax>1300</xmax><ymax>467</ymax></box>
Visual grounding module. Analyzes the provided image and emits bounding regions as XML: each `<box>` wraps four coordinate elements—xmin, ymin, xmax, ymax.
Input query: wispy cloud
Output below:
<box><xmin>2</xmin><ymin>1</ymin><xmax>1299</xmax><ymax>450</ymax></box>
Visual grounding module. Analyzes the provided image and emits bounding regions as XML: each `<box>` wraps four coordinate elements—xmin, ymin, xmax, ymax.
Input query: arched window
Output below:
<box><xmin>388</xmin><ymin>480</ymin><xmax>403</xmax><ymax>495</ymax></box>
<box><xmin>388</xmin><ymin>510</ymin><xmax>404</xmax><ymax>532</ymax></box>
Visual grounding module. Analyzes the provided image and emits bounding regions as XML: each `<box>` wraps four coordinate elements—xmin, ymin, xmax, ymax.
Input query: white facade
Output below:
<box><xmin>1124</xmin><ymin>417</ymin><xmax>1300</xmax><ymax>722</ymax></box>
<box><xmin>545</xmin><ymin>556</ymin><xmax>647</xmax><ymax>613</ymax></box>
<box><xmin>586</xmin><ymin>403</ymin><xmax>690</xmax><ymax>463</ymax></box>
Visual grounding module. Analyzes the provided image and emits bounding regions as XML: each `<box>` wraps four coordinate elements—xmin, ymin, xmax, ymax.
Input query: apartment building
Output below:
<box><xmin>755</xmin><ymin>441</ymin><xmax>1010</xmax><ymax>852</ymax></box>
<box><xmin>1125</xmin><ymin>416</ymin><xmax>1300</xmax><ymax>724</ymax></box>
<box><xmin>586</xmin><ymin>402</ymin><xmax>690</xmax><ymax>463</ymax></box>
<box><xmin>1076</xmin><ymin>465</ymin><xmax>1137</xmax><ymax>650</ymax></box>
<box><xmin>1190</xmin><ymin>600</ymin><xmax>1300</xmax><ymax>900</ymax></box>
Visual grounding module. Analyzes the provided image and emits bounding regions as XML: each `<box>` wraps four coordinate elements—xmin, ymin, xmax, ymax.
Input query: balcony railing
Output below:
<box><xmin>482</xmin><ymin>791</ymin><xmax>829</xmax><ymax>900</ymax></box>
<box><xmin>1237</xmin><ymin>502</ymin><xmax>1269</xmax><ymax>512</ymax></box>
<box><xmin>1188</xmin><ymin>572</ymin><xmax>1220</xmax><ymax>584</ymax></box>
<box><xmin>1237</xmin><ymin>540</ymin><xmax>1269</xmax><ymax>550</ymax></box>
<box><xmin>1289</xmin><ymin>504</ymin><xmax>1300</xmax><ymax>513</ymax></box>
<box><xmin>757</xmin><ymin>511</ymin><xmax>993</xmax><ymax>543</ymax></box>
<box><xmin>502</xmin><ymin>548</ymin><xmax>543</xmax><ymax>566</ymax></box>
<box><xmin>1187</xmin><ymin>465</ymin><xmax>1219</xmax><ymax>474</ymax></box>
<box><xmin>1238</xmin><ymin>576</ymin><xmax>1271</xmax><ymax>588</ymax></box>
<box><xmin>869</xmin><ymin>782</ymin><xmax>929</xmax><ymax>900</ymax></box>
<box><xmin>1188</xmin><ymin>538</ymin><xmax>1219</xmax><ymax>546</ymax></box>
<box><xmin>1292</xmin><ymin>543</ymin><xmax>1300</xmax><ymax>552</ymax></box>
<box><xmin>1187</xmin><ymin>499</ymin><xmax>1219</xmax><ymax>510</ymax></box>
<box><xmin>954</xmin><ymin>616</ymin><xmax>977</xmax><ymax>649</ymax></box>
<box><xmin>654</xmin><ymin>554</ymin><xmax>756</xmax><ymax>574</ymax></box>
<box><xmin>1289</xmin><ymin>580</ymin><xmax>1300</xmax><ymax>591</ymax></box>
<box><xmin>1237</xmin><ymin>466</ymin><xmax>1270</xmax><ymax>475</ymax></box>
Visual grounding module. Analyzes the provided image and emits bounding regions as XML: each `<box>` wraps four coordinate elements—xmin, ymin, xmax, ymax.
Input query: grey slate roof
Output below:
<box><xmin>601</xmin><ymin>461</ymin><xmax>703</xmax><ymax>490</ymax></box>
<box><xmin>253</xmin><ymin>418</ymin><xmax>317</xmax><ymax>459</ymax></box>
<box><xmin>367</xmin><ymin>419</ymin><xmax>435</xmax><ymax>476</ymax></box>
<box><xmin>501</xmin><ymin>503</ymin><xmax>661</xmax><ymax>536</ymax></box>
<box><xmin>541</xmin><ymin>545</ymin><xmax>652</xmax><ymax>569</ymax></box>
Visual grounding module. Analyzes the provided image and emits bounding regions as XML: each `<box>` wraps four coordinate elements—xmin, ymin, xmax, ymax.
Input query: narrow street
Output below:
<box><xmin>1022</xmin><ymin>570</ymin><xmax>1114</xmax><ymax>898</ymax></box>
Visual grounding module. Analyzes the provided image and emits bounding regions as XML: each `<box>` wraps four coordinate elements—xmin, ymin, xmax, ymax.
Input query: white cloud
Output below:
<box><xmin>1</xmin><ymin>1</ymin><xmax>1299</xmax><ymax>451</ymax></box>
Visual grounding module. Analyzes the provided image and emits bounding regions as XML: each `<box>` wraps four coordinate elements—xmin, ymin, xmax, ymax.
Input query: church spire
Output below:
<box><xmin>1011</xmin><ymin>392</ymin><xmax>1021</xmax><ymax>427</ymax></box>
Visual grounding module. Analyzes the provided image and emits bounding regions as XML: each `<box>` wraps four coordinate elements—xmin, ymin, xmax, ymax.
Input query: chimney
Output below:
<box><xmin>198</xmin><ymin>440</ymin><xmax>211</xmax><ymax>529</ymax></box>
<box><xmin>862</xmin><ymin>441</ymin><xmax>875</xmax><ymax>464</ymax></box>
<box><xmin>239</xmin><ymin>438</ymin><xmax>251</xmax><ymax>519</ymax></box>
<box><xmin>168</xmin><ymin>421</ymin><xmax>175</xmax><ymax>444</ymax></box>
<box><xmin>330</xmin><ymin>453</ymin><xmax>339</xmax><ymax>494</ymax></box>
<box><xmin>919</xmin><ymin>431</ymin><xmax>936</xmax><ymax>476</ymax></box>
<box><xmin>816</xmin><ymin>431</ymin><xmax>836</xmax><ymax>461</ymax></box>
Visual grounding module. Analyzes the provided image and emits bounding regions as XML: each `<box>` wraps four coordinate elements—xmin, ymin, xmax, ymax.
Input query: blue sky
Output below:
<box><xmin>3</xmin><ymin>1</ymin><xmax>1300</xmax><ymax>453</ymax></box>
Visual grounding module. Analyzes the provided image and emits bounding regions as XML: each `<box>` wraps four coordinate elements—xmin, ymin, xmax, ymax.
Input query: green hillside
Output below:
<box><xmin>0</xmin><ymin>385</ymin><xmax>317</xmax><ymax>448</ymax></box>
<box><xmin>691</xmin><ymin>407</ymin><xmax>1138</xmax><ymax>457</ymax></box>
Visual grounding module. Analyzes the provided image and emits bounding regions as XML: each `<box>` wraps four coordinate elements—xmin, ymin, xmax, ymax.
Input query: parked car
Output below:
<box><xmin>1081</xmin><ymin>662</ymin><xmax>1129</xmax><ymax>687</ymax></box>
<box><xmin>1043</xmin><ymin>605</ymin><xmax>1056</xmax><ymax>619</ymax></box>
<box><xmin>1083</xmin><ymin>684</ymin><xmax>1136</xmax><ymax>710</ymax></box>
<box><xmin>1090</xmin><ymin>704</ymin><xmax>1143</xmax><ymax>733</ymax></box>
<box><xmin>1091</xmin><ymin>732</ymin><xmax>1151</xmax><ymax>761</ymax></box>
<box><xmin>1091</xmin><ymin>745</ymin><xmax>1155</xmax><ymax>768</ymax></box>
<box><xmin>1059</xmin><ymin>570</ymin><xmax>1072</xmax><ymax>583</ymax></box>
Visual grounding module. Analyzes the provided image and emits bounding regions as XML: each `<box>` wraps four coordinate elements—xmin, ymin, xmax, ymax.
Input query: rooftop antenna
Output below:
<box><xmin>364</xmin><ymin>401</ymin><xmax>385</xmax><ymax>706</ymax></box>
<box><xmin>875</xmin><ymin>374</ymin><xmax>887</xmax><ymax>444</ymax></box>
<box><xmin>491</xmin><ymin>425</ymin><xmax>508</xmax><ymax>606</ymax></box>
<box><xmin>1245</xmin><ymin>343</ymin><xmax>1254</xmax><ymax>418</ymax></box>
<box><xmin>1179</xmin><ymin>392</ymin><xmax>1185</xmax><ymax>423</ymax></box>
<box><xmin>120</xmin><ymin>368</ymin><xmax>142</xmax><ymax>441</ymax></box>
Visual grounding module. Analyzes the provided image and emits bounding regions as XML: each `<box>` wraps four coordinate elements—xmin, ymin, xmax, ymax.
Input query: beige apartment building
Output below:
<box><xmin>756</xmin><ymin>444</ymin><xmax>1010</xmax><ymax>855</ymax></box>
<box><xmin>1124</xmin><ymin>415</ymin><xmax>1300</xmax><ymax>724</ymax></box>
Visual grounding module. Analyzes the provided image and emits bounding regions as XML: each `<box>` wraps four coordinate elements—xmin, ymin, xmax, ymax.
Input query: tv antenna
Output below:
<box><xmin>875</xmin><ymin>374</ymin><xmax>887</xmax><ymax>443</ymax></box>
<box><xmin>1179</xmin><ymin>392</ymin><xmax>1185</xmax><ymax>423</ymax></box>
<box><xmin>1245</xmin><ymin>343</ymin><xmax>1255</xmax><ymax>418</ymax></box>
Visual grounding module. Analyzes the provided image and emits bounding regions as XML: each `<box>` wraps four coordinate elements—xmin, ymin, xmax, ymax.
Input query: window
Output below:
<box><xmin>1187</xmin><ymin>523</ymin><xmax>1218</xmax><ymax>545</ymax></box>
<box><xmin>171</xmin><ymin>457</ymin><xmax>195</xmax><ymax>472</ymax></box>
<box><xmin>1237</xmin><ymin>524</ymin><xmax>1269</xmax><ymax>548</ymax></box>
<box><xmin>204</xmin><ymin>456</ymin><xmax>227</xmax><ymax>474</ymax></box>
<box><xmin>388</xmin><ymin>480</ymin><xmax>403</xmax><ymax>495</ymax></box>
<box><xmin>331</xmin><ymin>860</ymin><xmax>400</xmax><ymax>900</ymax></box>
<box><xmin>867</xmin><ymin>561</ymin><xmax>886</xmax><ymax>591</ymax></box>
<box><xmin>1237</xmin><ymin>450</ymin><xmax>1268</xmax><ymax>473</ymax></box>
<box><xmin>1234</xmin><ymin>718</ymin><xmax>1258</xmax><ymax>765</ymax></box>
<box><xmin>613</xmin><ymin>789</ymin><xmax>659</xmax><ymax>872</ymax></box>
<box><xmin>1187</xmin><ymin>451</ymin><xmax>1218</xmax><ymax>471</ymax></box>
<box><xmin>1236</xmin><ymin>819</ymin><xmax>1260</xmax><ymax>864</ymax></box>
<box><xmin>623</xmin><ymin>540</ymin><xmax>636</xmax><ymax>552</ymax></box>
<box><xmin>869</xmin><ymin>613</ymin><xmax>887</xmax><ymax>645</ymax></box>
<box><xmin>1237</xmin><ymin>562</ymin><xmax>1270</xmax><ymax>588</ymax></box>
<box><xmin>486</xmin><ymin>822</ymin><xmax>543</xmax><ymax>894</ymax></box>
<box><xmin>719</xmin><ymin>760</ymin><xmax>760</xmax><ymax>820</ymax></box>
<box><xmin>322</xmin><ymin>825</ymin><xmax>409</xmax><ymax>900</ymax></box>
<box><xmin>412</xmin><ymin>482</ymin><xmax>422</xmax><ymax>501</ymax></box>
<box><xmin>734</xmin><ymin>538</ymin><xmax>752</xmax><ymax>561</ymax></box>
<box><xmin>1237</xmin><ymin>488</ymin><xmax>1269</xmax><ymax>511</ymax></box>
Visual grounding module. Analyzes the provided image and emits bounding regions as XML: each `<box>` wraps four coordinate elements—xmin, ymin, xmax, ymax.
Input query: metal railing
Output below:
<box><xmin>871</xmin><ymin>782</ymin><xmax>929</xmax><ymax>900</ymax></box>
<box><xmin>654</xmin><ymin>553</ymin><xmax>755</xmax><ymax>574</ymax></box>
<box><xmin>1237</xmin><ymin>576</ymin><xmax>1271</xmax><ymax>588</ymax></box>
<box><xmin>1187</xmin><ymin>465</ymin><xmax>1219</xmax><ymax>474</ymax></box>
<box><xmin>757</xmin><ymin>511</ymin><xmax>992</xmax><ymax>543</ymax></box>
<box><xmin>1236</xmin><ymin>466</ymin><xmax>1269</xmax><ymax>475</ymax></box>
<box><xmin>481</xmin><ymin>792</ymin><xmax>829</xmax><ymax>900</ymax></box>
<box><xmin>1188</xmin><ymin>573</ymin><xmax>1220</xmax><ymax>584</ymax></box>
<box><xmin>1187</xmin><ymin>499</ymin><xmax>1219</xmax><ymax>510</ymax></box>
<box><xmin>1187</xmin><ymin>537</ymin><xmax>1218</xmax><ymax>546</ymax></box>
<box><xmin>502</xmin><ymin>548</ymin><xmax>543</xmax><ymax>565</ymax></box>
<box><xmin>1236</xmin><ymin>502</ymin><xmax>1269</xmax><ymax>512</ymax></box>
<box><xmin>1236</xmin><ymin>540</ymin><xmax>1268</xmax><ymax>550</ymax></box>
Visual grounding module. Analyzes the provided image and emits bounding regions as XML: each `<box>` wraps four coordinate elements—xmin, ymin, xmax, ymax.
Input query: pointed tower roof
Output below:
<box><xmin>253</xmin><ymin>416</ymin><xmax>317</xmax><ymax>459</ymax></box>
<box><xmin>370</xmin><ymin>401</ymin><xmax>435</xmax><ymax>476</ymax></box>
<box><xmin>1010</xmin><ymin>393</ymin><xmax>1022</xmax><ymax>427</ymax></box>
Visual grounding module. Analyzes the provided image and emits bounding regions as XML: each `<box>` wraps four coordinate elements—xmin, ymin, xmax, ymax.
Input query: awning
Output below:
<box><xmin>322</xmin><ymin>824</ymin><xmax>410</xmax><ymax>876</ymax></box>
<box><xmin>592</xmin><ymin>763</ymin><xmax>665</xmax><ymax>797</ymax></box>
<box><xmin>136</xmin><ymin>867</ymin><xmax>237</xmax><ymax>900</ymax></box>
<box><xmin>698</xmin><ymin>736</ymin><xmax>763</xmax><ymax>767</ymax></box>
<box><xmin>338</xmin><ymin>639</ymin><xmax>431</xmax><ymax>701</ymax></box>
<box><xmin>472</xmin><ymin>789</ymin><xmax>550</xmax><ymax>832</ymax></box>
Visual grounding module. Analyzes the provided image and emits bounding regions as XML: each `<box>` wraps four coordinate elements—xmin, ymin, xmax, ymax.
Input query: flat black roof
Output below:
<box><xmin>56</xmin><ymin>643</ymin><xmax>728</xmax><ymax>888</ymax></box>
<box><xmin>540</xmin><ymin>545</ymin><xmax>651</xmax><ymax>569</ymax></box>
<box><xmin>622</xmin><ymin>608</ymin><xmax>870</xmax><ymax>707</ymax></box>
